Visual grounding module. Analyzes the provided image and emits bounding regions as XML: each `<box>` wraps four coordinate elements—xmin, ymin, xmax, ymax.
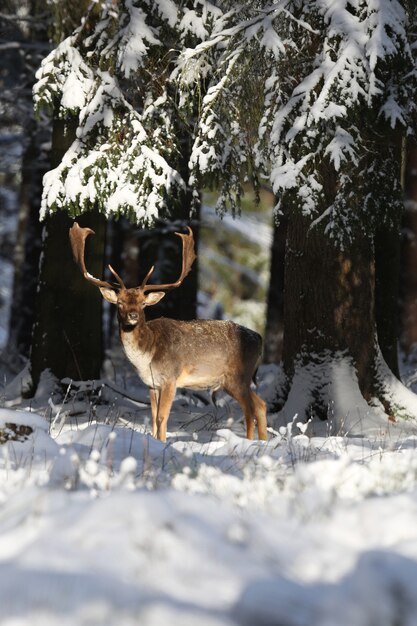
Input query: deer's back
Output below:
<box><xmin>148</xmin><ymin>318</ymin><xmax>262</xmax><ymax>390</ymax></box>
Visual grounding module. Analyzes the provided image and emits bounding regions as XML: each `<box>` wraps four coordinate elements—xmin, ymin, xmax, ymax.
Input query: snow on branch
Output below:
<box><xmin>40</xmin><ymin>98</ymin><xmax>185</xmax><ymax>223</ymax></box>
<box><xmin>33</xmin><ymin>0</ymin><xmax>204</xmax><ymax>224</ymax></box>
<box><xmin>38</xmin><ymin>64</ymin><xmax>184</xmax><ymax>222</ymax></box>
<box><xmin>177</xmin><ymin>0</ymin><xmax>417</xmax><ymax>238</ymax></box>
<box><xmin>324</xmin><ymin>126</ymin><xmax>358</xmax><ymax>171</ymax></box>
<box><xmin>34</xmin><ymin>35</ymin><xmax>95</xmax><ymax>115</ymax></box>
<box><xmin>34</xmin><ymin>0</ymin><xmax>417</xmax><ymax>232</ymax></box>
<box><xmin>33</xmin><ymin>0</ymin><xmax>231</xmax><ymax>224</ymax></box>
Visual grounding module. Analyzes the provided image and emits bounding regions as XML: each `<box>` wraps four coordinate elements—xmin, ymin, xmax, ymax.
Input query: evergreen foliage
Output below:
<box><xmin>178</xmin><ymin>0</ymin><xmax>417</xmax><ymax>243</ymax></box>
<box><xmin>34</xmin><ymin>0</ymin><xmax>222</xmax><ymax>223</ymax></box>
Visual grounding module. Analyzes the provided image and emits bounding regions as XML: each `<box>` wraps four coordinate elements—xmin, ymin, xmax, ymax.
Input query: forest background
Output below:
<box><xmin>2</xmin><ymin>4</ymin><xmax>417</xmax><ymax>625</ymax></box>
<box><xmin>1</xmin><ymin>0</ymin><xmax>417</xmax><ymax>429</ymax></box>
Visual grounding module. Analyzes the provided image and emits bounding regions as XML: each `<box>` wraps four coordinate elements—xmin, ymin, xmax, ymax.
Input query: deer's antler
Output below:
<box><xmin>141</xmin><ymin>227</ymin><xmax>196</xmax><ymax>293</ymax></box>
<box><xmin>69</xmin><ymin>222</ymin><xmax>125</xmax><ymax>289</ymax></box>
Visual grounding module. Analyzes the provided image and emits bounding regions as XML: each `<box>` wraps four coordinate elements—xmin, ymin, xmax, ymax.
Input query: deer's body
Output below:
<box><xmin>121</xmin><ymin>317</ymin><xmax>261</xmax><ymax>390</ymax></box>
<box><xmin>69</xmin><ymin>223</ymin><xmax>268</xmax><ymax>442</ymax></box>
<box><xmin>118</xmin><ymin>309</ymin><xmax>267</xmax><ymax>441</ymax></box>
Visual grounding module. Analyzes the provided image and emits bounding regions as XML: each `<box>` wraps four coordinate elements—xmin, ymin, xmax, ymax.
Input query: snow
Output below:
<box><xmin>324</xmin><ymin>126</ymin><xmax>357</xmax><ymax>171</ymax></box>
<box><xmin>33</xmin><ymin>5</ymin><xmax>188</xmax><ymax>225</ymax></box>
<box><xmin>1</xmin><ymin>361</ymin><xmax>417</xmax><ymax>625</ymax></box>
<box><xmin>5</xmin><ymin>2</ymin><xmax>417</xmax><ymax>623</ymax></box>
<box><xmin>34</xmin><ymin>36</ymin><xmax>95</xmax><ymax>114</ymax></box>
<box><xmin>153</xmin><ymin>0</ymin><xmax>178</xmax><ymax>29</ymax></box>
<box><xmin>118</xmin><ymin>1</ymin><xmax>161</xmax><ymax>77</ymax></box>
<box><xmin>259</xmin><ymin>16</ymin><xmax>286</xmax><ymax>56</ymax></box>
<box><xmin>180</xmin><ymin>0</ymin><xmax>415</xmax><ymax>244</ymax></box>
<box><xmin>179</xmin><ymin>9</ymin><xmax>209</xmax><ymax>41</ymax></box>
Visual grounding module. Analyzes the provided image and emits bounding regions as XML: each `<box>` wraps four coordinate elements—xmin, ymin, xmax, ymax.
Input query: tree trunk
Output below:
<box><xmin>401</xmin><ymin>138</ymin><xmax>417</xmax><ymax>356</ymax></box>
<box><xmin>278</xmin><ymin>203</ymin><xmax>417</xmax><ymax>434</ymax></box>
<box><xmin>282</xmin><ymin>211</ymin><xmax>377</xmax><ymax>404</ymax></box>
<box><xmin>28</xmin><ymin>114</ymin><xmax>106</xmax><ymax>393</ymax></box>
<box><xmin>375</xmin><ymin>221</ymin><xmax>401</xmax><ymax>377</ymax></box>
<box><xmin>4</xmin><ymin>0</ymin><xmax>49</xmax><ymax>358</ymax></box>
<box><xmin>29</xmin><ymin>210</ymin><xmax>106</xmax><ymax>391</ymax></box>
<box><xmin>372</xmin><ymin>132</ymin><xmax>404</xmax><ymax>377</ymax></box>
<box><xmin>263</xmin><ymin>216</ymin><xmax>287</xmax><ymax>363</ymax></box>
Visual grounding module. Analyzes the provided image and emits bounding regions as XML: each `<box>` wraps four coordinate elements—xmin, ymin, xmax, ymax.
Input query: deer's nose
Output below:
<box><xmin>127</xmin><ymin>312</ymin><xmax>139</xmax><ymax>321</ymax></box>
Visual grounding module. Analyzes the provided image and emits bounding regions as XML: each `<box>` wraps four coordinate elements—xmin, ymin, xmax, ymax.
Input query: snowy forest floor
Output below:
<box><xmin>1</xmin><ymin>349</ymin><xmax>417</xmax><ymax>625</ymax></box>
<box><xmin>2</xmin><ymin>169</ymin><xmax>417</xmax><ymax>624</ymax></box>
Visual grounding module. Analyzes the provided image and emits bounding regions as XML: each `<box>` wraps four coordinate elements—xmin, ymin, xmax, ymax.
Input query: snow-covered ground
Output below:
<box><xmin>1</xmin><ymin>168</ymin><xmax>416</xmax><ymax>624</ymax></box>
<box><xmin>1</xmin><ymin>357</ymin><xmax>417</xmax><ymax>626</ymax></box>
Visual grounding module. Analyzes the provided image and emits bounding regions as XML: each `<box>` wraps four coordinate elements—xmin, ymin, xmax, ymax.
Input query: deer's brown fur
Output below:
<box><xmin>69</xmin><ymin>223</ymin><xmax>267</xmax><ymax>442</ymax></box>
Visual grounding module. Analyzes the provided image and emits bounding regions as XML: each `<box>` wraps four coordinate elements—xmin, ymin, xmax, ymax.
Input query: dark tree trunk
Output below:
<box><xmin>375</xmin><ymin>221</ymin><xmax>401</xmax><ymax>377</ymax></box>
<box><xmin>275</xmin><ymin>111</ymin><xmax>410</xmax><ymax>429</ymax></box>
<box><xmin>282</xmin><ymin>211</ymin><xmax>377</xmax><ymax>414</ymax></box>
<box><xmin>263</xmin><ymin>215</ymin><xmax>287</xmax><ymax>363</ymax></box>
<box><xmin>372</xmin><ymin>133</ymin><xmax>403</xmax><ymax>377</ymax></box>
<box><xmin>401</xmin><ymin>138</ymin><xmax>417</xmax><ymax>356</ymax></box>
<box><xmin>28</xmin><ymin>114</ymin><xmax>106</xmax><ymax>392</ymax></box>
<box><xmin>29</xmin><ymin>210</ymin><xmax>106</xmax><ymax>391</ymax></box>
<box><xmin>3</xmin><ymin>0</ymin><xmax>49</xmax><ymax>358</ymax></box>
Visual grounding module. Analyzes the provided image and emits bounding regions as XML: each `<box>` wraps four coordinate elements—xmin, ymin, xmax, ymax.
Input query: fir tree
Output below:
<box><xmin>177</xmin><ymin>0</ymin><xmax>417</xmax><ymax>432</ymax></box>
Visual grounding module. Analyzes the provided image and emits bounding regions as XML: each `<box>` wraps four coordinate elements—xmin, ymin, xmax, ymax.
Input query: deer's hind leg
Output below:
<box><xmin>225</xmin><ymin>382</ymin><xmax>267</xmax><ymax>441</ymax></box>
<box><xmin>224</xmin><ymin>382</ymin><xmax>256</xmax><ymax>440</ymax></box>
<box><xmin>250</xmin><ymin>390</ymin><xmax>267</xmax><ymax>440</ymax></box>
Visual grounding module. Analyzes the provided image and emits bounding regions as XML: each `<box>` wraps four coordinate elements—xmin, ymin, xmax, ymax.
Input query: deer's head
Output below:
<box><xmin>69</xmin><ymin>222</ymin><xmax>196</xmax><ymax>329</ymax></box>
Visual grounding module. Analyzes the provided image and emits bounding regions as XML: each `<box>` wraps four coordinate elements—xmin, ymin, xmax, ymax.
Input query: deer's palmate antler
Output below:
<box><xmin>69</xmin><ymin>222</ymin><xmax>267</xmax><ymax>442</ymax></box>
<box><xmin>69</xmin><ymin>222</ymin><xmax>125</xmax><ymax>289</ymax></box>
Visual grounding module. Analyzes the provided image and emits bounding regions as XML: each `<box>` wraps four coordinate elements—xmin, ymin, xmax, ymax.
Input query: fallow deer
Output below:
<box><xmin>69</xmin><ymin>222</ymin><xmax>267</xmax><ymax>442</ymax></box>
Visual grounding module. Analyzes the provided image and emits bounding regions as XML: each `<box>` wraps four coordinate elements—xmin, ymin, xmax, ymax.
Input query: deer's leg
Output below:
<box><xmin>155</xmin><ymin>381</ymin><xmax>176</xmax><ymax>443</ymax></box>
<box><xmin>225</xmin><ymin>382</ymin><xmax>267</xmax><ymax>441</ymax></box>
<box><xmin>250</xmin><ymin>390</ymin><xmax>268</xmax><ymax>440</ymax></box>
<box><xmin>240</xmin><ymin>392</ymin><xmax>255</xmax><ymax>440</ymax></box>
<box><xmin>149</xmin><ymin>388</ymin><xmax>160</xmax><ymax>438</ymax></box>
<box><xmin>225</xmin><ymin>384</ymin><xmax>256</xmax><ymax>440</ymax></box>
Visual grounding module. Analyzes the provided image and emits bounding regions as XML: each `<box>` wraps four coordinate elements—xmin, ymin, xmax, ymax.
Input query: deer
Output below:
<box><xmin>69</xmin><ymin>222</ymin><xmax>268</xmax><ymax>442</ymax></box>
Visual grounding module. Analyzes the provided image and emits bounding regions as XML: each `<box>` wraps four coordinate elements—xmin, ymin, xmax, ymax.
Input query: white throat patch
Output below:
<box><xmin>121</xmin><ymin>332</ymin><xmax>155</xmax><ymax>386</ymax></box>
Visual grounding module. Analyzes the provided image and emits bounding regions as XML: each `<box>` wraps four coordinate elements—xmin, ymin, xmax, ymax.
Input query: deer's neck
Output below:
<box><xmin>119</xmin><ymin>320</ymin><xmax>154</xmax><ymax>354</ymax></box>
<box><xmin>119</xmin><ymin>321</ymin><xmax>157</xmax><ymax>386</ymax></box>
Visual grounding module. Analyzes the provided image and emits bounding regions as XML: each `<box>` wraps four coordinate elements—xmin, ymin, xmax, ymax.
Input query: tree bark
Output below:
<box><xmin>263</xmin><ymin>216</ymin><xmax>287</xmax><ymax>363</ymax></box>
<box><xmin>28</xmin><ymin>114</ymin><xmax>106</xmax><ymax>392</ymax></box>
<box><xmin>401</xmin><ymin>138</ymin><xmax>417</xmax><ymax>356</ymax></box>
<box><xmin>29</xmin><ymin>210</ymin><xmax>106</xmax><ymax>391</ymax></box>
<box><xmin>277</xmin><ymin>189</ymin><xmax>416</xmax><ymax>431</ymax></box>
<box><xmin>375</xmin><ymin>221</ymin><xmax>401</xmax><ymax>377</ymax></box>
<box><xmin>3</xmin><ymin>0</ymin><xmax>49</xmax><ymax>357</ymax></box>
<box><xmin>372</xmin><ymin>132</ymin><xmax>403</xmax><ymax>377</ymax></box>
<box><xmin>282</xmin><ymin>211</ymin><xmax>377</xmax><ymax>414</ymax></box>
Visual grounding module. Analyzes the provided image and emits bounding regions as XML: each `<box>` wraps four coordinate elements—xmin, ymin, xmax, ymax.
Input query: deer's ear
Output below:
<box><xmin>143</xmin><ymin>291</ymin><xmax>165</xmax><ymax>307</ymax></box>
<box><xmin>99</xmin><ymin>287</ymin><xmax>118</xmax><ymax>304</ymax></box>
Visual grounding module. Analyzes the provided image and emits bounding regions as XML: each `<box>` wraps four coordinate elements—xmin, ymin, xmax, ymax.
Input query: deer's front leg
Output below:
<box><xmin>155</xmin><ymin>381</ymin><xmax>176</xmax><ymax>442</ymax></box>
<box><xmin>149</xmin><ymin>388</ymin><xmax>160</xmax><ymax>438</ymax></box>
